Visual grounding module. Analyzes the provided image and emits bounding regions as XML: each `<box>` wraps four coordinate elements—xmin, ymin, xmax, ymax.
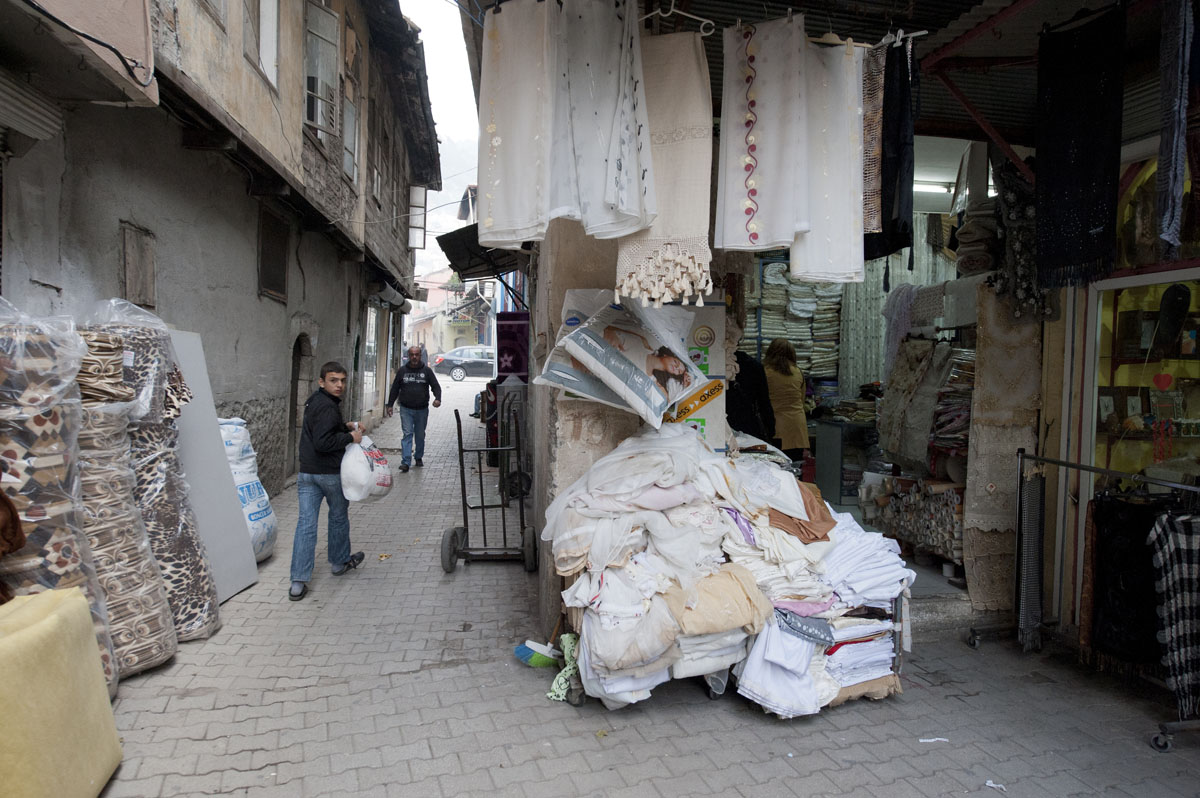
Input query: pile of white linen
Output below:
<box><xmin>543</xmin><ymin>424</ymin><xmax>915</xmax><ymax>714</ymax></box>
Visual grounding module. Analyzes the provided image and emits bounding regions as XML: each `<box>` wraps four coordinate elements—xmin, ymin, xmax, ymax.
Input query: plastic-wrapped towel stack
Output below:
<box><xmin>0</xmin><ymin>298</ymin><xmax>119</xmax><ymax>697</ymax></box>
<box><xmin>809</xmin><ymin>284</ymin><xmax>843</xmax><ymax>378</ymax></box>
<box><xmin>79</xmin><ymin>402</ymin><xmax>178</xmax><ymax>676</ymax></box>
<box><xmin>544</xmin><ymin>424</ymin><xmax>914</xmax><ymax>714</ymax></box>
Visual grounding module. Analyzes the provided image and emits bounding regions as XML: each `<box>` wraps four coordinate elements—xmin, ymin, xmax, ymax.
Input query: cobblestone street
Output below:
<box><xmin>100</xmin><ymin>379</ymin><xmax>1200</xmax><ymax>798</ymax></box>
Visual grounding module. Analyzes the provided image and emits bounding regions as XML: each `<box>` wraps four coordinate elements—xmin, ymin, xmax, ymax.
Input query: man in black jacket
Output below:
<box><xmin>386</xmin><ymin>345</ymin><xmax>442</xmax><ymax>472</ymax></box>
<box><xmin>289</xmin><ymin>362</ymin><xmax>366</xmax><ymax>601</ymax></box>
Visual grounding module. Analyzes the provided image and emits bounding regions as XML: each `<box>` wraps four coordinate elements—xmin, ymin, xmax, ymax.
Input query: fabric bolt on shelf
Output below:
<box><xmin>616</xmin><ymin>32</ymin><xmax>713</xmax><ymax>306</ymax></box>
<box><xmin>0</xmin><ymin>490</ymin><xmax>24</xmax><ymax>604</ymax></box>
<box><xmin>129</xmin><ymin>421</ymin><xmax>220</xmax><ymax>641</ymax></box>
<box><xmin>715</xmin><ymin>16</ymin><xmax>810</xmax><ymax>250</ymax></box>
<box><xmin>789</xmin><ymin>43</ymin><xmax>865</xmax><ymax>283</ymax></box>
<box><xmin>1147</xmin><ymin>512</ymin><xmax>1200</xmax><ymax>720</ymax></box>
<box><xmin>1035</xmin><ymin>5</ymin><xmax>1125</xmax><ymax>286</ymax></box>
<box><xmin>79</xmin><ymin>403</ymin><xmax>177</xmax><ymax>677</ymax></box>
<box><xmin>0</xmin><ymin>589</ymin><xmax>123</xmax><ymax>798</ymax></box>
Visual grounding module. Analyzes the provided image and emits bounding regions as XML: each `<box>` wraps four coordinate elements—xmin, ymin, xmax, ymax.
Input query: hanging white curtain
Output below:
<box><xmin>477</xmin><ymin>0</ymin><xmax>655</xmax><ymax>249</ymax></box>
<box><xmin>838</xmin><ymin>215</ymin><xmax>957</xmax><ymax>394</ymax></box>
<box><xmin>789</xmin><ymin>44</ymin><xmax>865</xmax><ymax>283</ymax></box>
<box><xmin>715</xmin><ymin>17</ymin><xmax>810</xmax><ymax>251</ymax></box>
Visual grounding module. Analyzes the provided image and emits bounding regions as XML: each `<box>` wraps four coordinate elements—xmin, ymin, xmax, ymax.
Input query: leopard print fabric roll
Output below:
<box><xmin>80</xmin><ymin>405</ymin><xmax>178</xmax><ymax>675</ymax></box>
<box><xmin>0</xmin><ymin>323</ymin><xmax>120</xmax><ymax>697</ymax></box>
<box><xmin>129</xmin><ymin>421</ymin><xmax>220</xmax><ymax>641</ymax></box>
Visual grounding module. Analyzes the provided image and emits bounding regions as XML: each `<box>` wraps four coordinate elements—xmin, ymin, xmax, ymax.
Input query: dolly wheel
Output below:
<box><xmin>1151</xmin><ymin>733</ymin><xmax>1174</xmax><ymax>753</ymax></box>
<box><xmin>442</xmin><ymin>526</ymin><xmax>465</xmax><ymax>573</ymax></box>
<box><xmin>522</xmin><ymin>526</ymin><xmax>538</xmax><ymax>573</ymax></box>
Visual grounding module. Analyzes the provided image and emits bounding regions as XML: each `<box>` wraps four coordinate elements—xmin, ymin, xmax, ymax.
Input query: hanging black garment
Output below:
<box><xmin>727</xmin><ymin>351</ymin><xmax>776</xmax><ymax>441</ymax></box>
<box><xmin>1090</xmin><ymin>494</ymin><xmax>1171</xmax><ymax>665</ymax></box>
<box><xmin>864</xmin><ymin>44</ymin><xmax>915</xmax><ymax>262</ymax></box>
<box><xmin>1035</xmin><ymin>5</ymin><xmax>1126</xmax><ymax>287</ymax></box>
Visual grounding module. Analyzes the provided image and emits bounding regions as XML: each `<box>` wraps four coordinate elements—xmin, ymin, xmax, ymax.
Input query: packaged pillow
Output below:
<box><xmin>560</xmin><ymin>303</ymin><xmax>706</xmax><ymax>428</ymax></box>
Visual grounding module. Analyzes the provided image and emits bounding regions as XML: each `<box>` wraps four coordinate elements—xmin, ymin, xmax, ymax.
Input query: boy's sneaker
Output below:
<box><xmin>398</xmin><ymin>464</ymin><xmax>410</xmax><ymax>473</ymax></box>
<box><xmin>414</xmin><ymin>459</ymin><xmax>424</xmax><ymax>468</ymax></box>
<box><xmin>332</xmin><ymin>551</ymin><xmax>365</xmax><ymax>575</ymax></box>
<box><xmin>288</xmin><ymin>581</ymin><xmax>308</xmax><ymax>601</ymax></box>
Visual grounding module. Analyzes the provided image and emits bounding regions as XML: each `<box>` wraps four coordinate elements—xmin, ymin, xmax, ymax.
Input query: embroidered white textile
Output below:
<box><xmin>715</xmin><ymin>17</ymin><xmax>810</xmax><ymax>250</ymax></box>
<box><xmin>616</xmin><ymin>32</ymin><xmax>713</xmax><ymax>306</ymax></box>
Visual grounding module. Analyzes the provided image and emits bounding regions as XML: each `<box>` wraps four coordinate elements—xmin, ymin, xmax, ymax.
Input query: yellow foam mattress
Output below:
<box><xmin>0</xmin><ymin>589</ymin><xmax>122</xmax><ymax>798</ymax></box>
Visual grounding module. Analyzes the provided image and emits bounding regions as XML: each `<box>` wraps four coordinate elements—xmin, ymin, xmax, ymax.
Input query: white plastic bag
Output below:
<box><xmin>217</xmin><ymin>418</ymin><xmax>278</xmax><ymax>562</ymax></box>
<box><xmin>340</xmin><ymin>435</ymin><xmax>393</xmax><ymax>502</ymax></box>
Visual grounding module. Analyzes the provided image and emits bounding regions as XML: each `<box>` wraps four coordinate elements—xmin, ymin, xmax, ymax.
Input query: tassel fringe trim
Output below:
<box><xmin>615</xmin><ymin>236</ymin><xmax>714</xmax><ymax>308</ymax></box>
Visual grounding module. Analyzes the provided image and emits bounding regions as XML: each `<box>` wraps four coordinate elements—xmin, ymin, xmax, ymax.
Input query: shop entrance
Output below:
<box><xmin>288</xmin><ymin>333</ymin><xmax>313</xmax><ymax>478</ymax></box>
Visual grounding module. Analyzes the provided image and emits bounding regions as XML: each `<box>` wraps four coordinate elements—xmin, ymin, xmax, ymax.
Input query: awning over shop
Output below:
<box><xmin>436</xmin><ymin>223</ymin><xmax>530</xmax><ymax>282</ymax></box>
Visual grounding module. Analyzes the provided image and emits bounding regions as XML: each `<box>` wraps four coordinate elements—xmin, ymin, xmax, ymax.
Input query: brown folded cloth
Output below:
<box><xmin>0</xmin><ymin>490</ymin><xmax>26</xmax><ymax>604</ymax></box>
<box><xmin>769</xmin><ymin>480</ymin><xmax>838</xmax><ymax>543</ymax></box>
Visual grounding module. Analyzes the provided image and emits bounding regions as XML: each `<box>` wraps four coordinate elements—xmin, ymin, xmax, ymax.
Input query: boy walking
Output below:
<box><xmin>289</xmin><ymin>362</ymin><xmax>366</xmax><ymax>601</ymax></box>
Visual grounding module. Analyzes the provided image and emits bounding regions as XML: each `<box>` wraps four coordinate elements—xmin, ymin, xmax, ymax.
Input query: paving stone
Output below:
<box><xmin>97</xmin><ymin>381</ymin><xmax>1200</xmax><ymax>797</ymax></box>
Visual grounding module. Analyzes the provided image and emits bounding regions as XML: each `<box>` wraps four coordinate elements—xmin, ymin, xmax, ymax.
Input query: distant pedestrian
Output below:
<box><xmin>289</xmin><ymin>362</ymin><xmax>366</xmax><ymax>601</ymax></box>
<box><xmin>763</xmin><ymin>338</ymin><xmax>810</xmax><ymax>462</ymax></box>
<box><xmin>386</xmin><ymin>346</ymin><xmax>442</xmax><ymax>472</ymax></box>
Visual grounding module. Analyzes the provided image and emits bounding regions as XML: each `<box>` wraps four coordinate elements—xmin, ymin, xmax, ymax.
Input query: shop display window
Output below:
<box><xmin>1095</xmin><ymin>280</ymin><xmax>1200</xmax><ymax>478</ymax></box>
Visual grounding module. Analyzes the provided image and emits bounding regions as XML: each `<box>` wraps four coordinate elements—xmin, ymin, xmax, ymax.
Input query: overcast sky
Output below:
<box><xmin>399</xmin><ymin>1</ymin><xmax>479</xmax><ymax>281</ymax></box>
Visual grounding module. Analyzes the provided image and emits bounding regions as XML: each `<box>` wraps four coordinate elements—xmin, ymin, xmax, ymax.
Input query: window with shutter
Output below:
<box><xmin>258</xmin><ymin>206</ymin><xmax>289</xmax><ymax>302</ymax></box>
<box><xmin>304</xmin><ymin>2</ymin><xmax>338</xmax><ymax>142</ymax></box>
<box><xmin>408</xmin><ymin>185</ymin><xmax>427</xmax><ymax>250</ymax></box>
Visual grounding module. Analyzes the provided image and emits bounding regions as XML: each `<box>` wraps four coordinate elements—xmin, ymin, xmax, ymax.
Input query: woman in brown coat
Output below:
<box><xmin>763</xmin><ymin>338</ymin><xmax>810</xmax><ymax>461</ymax></box>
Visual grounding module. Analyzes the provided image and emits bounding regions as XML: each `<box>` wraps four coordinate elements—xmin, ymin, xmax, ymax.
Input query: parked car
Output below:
<box><xmin>431</xmin><ymin>346</ymin><xmax>495</xmax><ymax>381</ymax></box>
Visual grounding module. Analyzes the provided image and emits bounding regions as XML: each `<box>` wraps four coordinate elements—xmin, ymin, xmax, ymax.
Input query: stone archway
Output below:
<box><xmin>288</xmin><ymin>333</ymin><xmax>314</xmax><ymax>478</ymax></box>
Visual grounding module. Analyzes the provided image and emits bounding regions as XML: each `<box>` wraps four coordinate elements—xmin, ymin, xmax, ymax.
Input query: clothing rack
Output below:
<box><xmin>1015</xmin><ymin>449</ymin><xmax>1200</xmax><ymax>752</ymax></box>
